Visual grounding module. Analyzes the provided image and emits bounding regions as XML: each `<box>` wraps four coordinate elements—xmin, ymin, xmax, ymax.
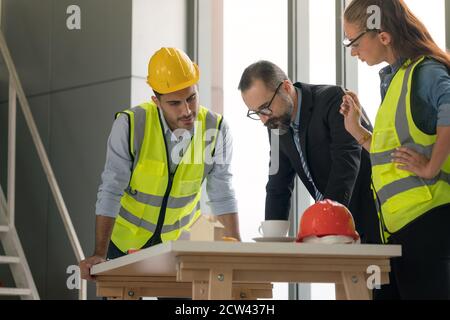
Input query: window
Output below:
<box><xmin>308</xmin><ymin>0</ymin><xmax>337</xmax><ymax>300</ymax></box>
<box><xmin>310</xmin><ymin>0</ymin><xmax>336</xmax><ymax>85</ymax></box>
<box><xmin>223</xmin><ymin>0</ymin><xmax>288</xmax><ymax>300</ymax></box>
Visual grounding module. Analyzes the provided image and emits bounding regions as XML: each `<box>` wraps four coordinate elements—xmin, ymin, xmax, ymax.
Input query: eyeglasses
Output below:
<box><xmin>247</xmin><ymin>82</ymin><xmax>283</xmax><ymax>120</ymax></box>
<box><xmin>343</xmin><ymin>29</ymin><xmax>381</xmax><ymax>48</ymax></box>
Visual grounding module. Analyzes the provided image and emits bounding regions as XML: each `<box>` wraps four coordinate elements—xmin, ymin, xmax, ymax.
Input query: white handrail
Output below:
<box><xmin>8</xmin><ymin>74</ymin><xmax>16</xmax><ymax>228</ymax></box>
<box><xmin>0</xmin><ymin>30</ymin><xmax>87</xmax><ymax>300</ymax></box>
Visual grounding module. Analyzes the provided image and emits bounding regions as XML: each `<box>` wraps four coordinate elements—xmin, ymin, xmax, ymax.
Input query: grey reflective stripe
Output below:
<box><xmin>402</xmin><ymin>144</ymin><xmax>433</xmax><ymax>159</ymax></box>
<box><xmin>129</xmin><ymin>106</ymin><xmax>146</xmax><ymax>170</ymax></box>
<box><xmin>377</xmin><ymin>171</ymin><xmax>450</xmax><ymax>204</ymax></box>
<box><xmin>204</xmin><ymin>111</ymin><xmax>220</xmax><ymax>152</ymax></box>
<box><xmin>203</xmin><ymin>111</ymin><xmax>221</xmax><ymax>178</ymax></box>
<box><xmin>371</xmin><ymin>150</ymin><xmax>394</xmax><ymax>166</ymax></box>
<box><xmin>205</xmin><ymin>111</ymin><xmax>219</xmax><ymax>130</ymax></box>
<box><xmin>161</xmin><ymin>202</ymin><xmax>201</xmax><ymax>233</ymax></box>
<box><xmin>118</xmin><ymin>207</ymin><xmax>157</xmax><ymax>233</ymax></box>
<box><xmin>395</xmin><ymin>63</ymin><xmax>414</xmax><ymax>144</ymax></box>
<box><xmin>394</xmin><ymin>59</ymin><xmax>434</xmax><ymax>158</ymax></box>
<box><xmin>126</xmin><ymin>188</ymin><xmax>164</xmax><ymax>207</ymax></box>
<box><xmin>371</xmin><ymin>144</ymin><xmax>434</xmax><ymax>166</ymax></box>
<box><xmin>127</xmin><ymin>188</ymin><xmax>197</xmax><ymax>209</ymax></box>
<box><xmin>168</xmin><ymin>194</ymin><xmax>198</xmax><ymax>209</ymax></box>
<box><xmin>119</xmin><ymin>201</ymin><xmax>201</xmax><ymax>234</ymax></box>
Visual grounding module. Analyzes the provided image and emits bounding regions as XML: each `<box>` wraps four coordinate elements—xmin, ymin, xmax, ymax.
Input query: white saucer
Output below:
<box><xmin>252</xmin><ymin>236</ymin><xmax>296</xmax><ymax>243</ymax></box>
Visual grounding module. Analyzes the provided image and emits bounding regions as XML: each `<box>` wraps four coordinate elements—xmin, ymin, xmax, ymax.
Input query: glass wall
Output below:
<box><xmin>308</xmin><ymin>0</ymin><xmax>337</xmax><ymax>300</ymax></box>
<box><xmin>223</xmin><ymin>0</ymin><xmax>289</xmax><ymax>300</ymax></box>
<box><xmin>309</xmin><ymin>0</ymin><xmax>337</xmax><ymax>85</ymax></box>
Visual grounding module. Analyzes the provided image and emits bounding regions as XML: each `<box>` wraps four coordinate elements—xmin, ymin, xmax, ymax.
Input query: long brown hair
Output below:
<box><xmin>344</xmin><ymin>0</ymin><xmax>450</xmax><ymax>69</ymax></box>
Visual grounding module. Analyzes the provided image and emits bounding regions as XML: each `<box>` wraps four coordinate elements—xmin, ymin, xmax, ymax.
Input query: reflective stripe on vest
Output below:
<box><xmin>370</xmin><ymin>57</ymin><xmax>450</xmax><ymax>241</ymax></box>
<box><xmin>376</xmin><ymin>171</ymin><xmax>450</xmax><ymax>205</ymax></box>
<box><xmin>124</xmin><ymin>186</ymin><xmax>198</xmax><ymax>209</ymax></box>
<box><xmin>118</xmin><ymin>201</ymin><xmax>201</xmax><ymax>234</ymax></box>
<box><xmin>111</xmin><ymin>102</ymin><xmax>223</xmax><ymax>253</ymax></box>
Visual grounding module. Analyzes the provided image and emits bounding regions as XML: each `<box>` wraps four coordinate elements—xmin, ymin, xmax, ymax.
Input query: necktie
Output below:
<box><xmin>292</xmin><ymin>125</ymin><xmax>324</xmax><ymax>202</ymax></box>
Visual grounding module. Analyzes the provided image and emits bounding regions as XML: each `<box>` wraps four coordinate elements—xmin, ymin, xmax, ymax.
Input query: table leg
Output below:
<box><xmin>192</xmin><ymin>281</ymin><xmax>209</xmax><ymax>300</ymax></box>
<box><xmin>208</xmin><ymin>268</ymin><xmax>233</xmax><ymax>300</ymax></box>
<box><xmin>335</xmin><ymin>284</ymin><xmax>347</xmax><ymax>300</ymax></box>
<box><xmin>341</xmin><ymin>272</ymin><xmax>370</xmax><ymax>300</ymax></box>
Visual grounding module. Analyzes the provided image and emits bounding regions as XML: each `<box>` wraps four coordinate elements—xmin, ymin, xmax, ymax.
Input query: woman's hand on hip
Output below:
<box><xmin>392</xmin><ymin>147</ymin><xmax>438</xmax><ymax>179</ymax></box>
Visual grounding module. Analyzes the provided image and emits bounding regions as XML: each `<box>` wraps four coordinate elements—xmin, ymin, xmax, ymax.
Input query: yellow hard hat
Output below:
<box><xmin>147</xmin><ymin>47</ymin><xmax>200</xmax><ymax>94</ymax></box>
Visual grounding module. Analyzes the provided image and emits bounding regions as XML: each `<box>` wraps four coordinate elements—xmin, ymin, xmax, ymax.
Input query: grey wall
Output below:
<box><xmin>1</xmin><ymin>0</ymin><xmax>187</xmax><ymax>300</ymax></box>
<box><xmin>0</xmin><ymin>0</ymin><xmax>132</xmax><ymax>299</ymax></box>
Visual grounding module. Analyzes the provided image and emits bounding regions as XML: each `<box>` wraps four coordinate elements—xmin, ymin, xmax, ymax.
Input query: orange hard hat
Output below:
<box><xmin>296</xmin><ymin>199</ymin><xmax>360</xmax><ymax>242</ymax></box>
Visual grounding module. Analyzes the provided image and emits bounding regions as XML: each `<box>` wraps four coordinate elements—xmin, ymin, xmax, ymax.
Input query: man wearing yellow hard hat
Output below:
<box><xmin>80</xmin><ymin>48</ymin><xmax>241</xmax><ymax>280</ymax></box>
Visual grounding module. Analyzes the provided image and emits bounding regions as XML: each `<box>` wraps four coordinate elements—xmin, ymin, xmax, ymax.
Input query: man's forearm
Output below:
<box><xmin>94</xmin><ymin>215</ymin><xmax>116</xmax><ymax>258</ymax></box>
<box><xmin>217</xmin><ymin>213</ymin><xmax>241</xmax><ymax>241</ymax></box>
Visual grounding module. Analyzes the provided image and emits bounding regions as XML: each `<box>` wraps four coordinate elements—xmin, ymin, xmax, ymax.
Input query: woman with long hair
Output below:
<box><xmin>340</xmin><ymin>0</ymin><xmax>450</xmax><ymax>299</ymax></box>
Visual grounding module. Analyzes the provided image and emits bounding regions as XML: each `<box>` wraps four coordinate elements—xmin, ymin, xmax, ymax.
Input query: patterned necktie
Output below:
<box><xmin>292</xmin><ymin>125</ymin><xmax>324</xmax><ymax>202</ymax></box>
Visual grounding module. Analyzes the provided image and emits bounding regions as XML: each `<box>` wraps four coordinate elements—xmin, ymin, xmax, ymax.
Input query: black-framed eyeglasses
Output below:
<box><xmin>343</xmin><ymin>29</ymin><xmax>381</xmax><ymax>48</ymax></box>
<box><xmin>247</xmin><ymin>82</ymin><xmax>283</xmax><ymax>120</ymax></box>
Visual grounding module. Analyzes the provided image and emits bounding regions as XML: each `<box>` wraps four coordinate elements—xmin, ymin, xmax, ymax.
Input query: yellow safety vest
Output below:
<box><xmin>111</xmin><ymin>102</ymin><xmax>223</xmax><ymax>253</ymax></box>
<box><xmin>371</xmin><ymin>57</ymin><xmax>450</xmax><ymax>243</ymax></box>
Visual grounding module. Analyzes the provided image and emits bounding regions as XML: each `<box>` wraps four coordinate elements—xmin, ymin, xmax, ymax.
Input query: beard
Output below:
<box><xmin>177</xmin><ymin>112</ymin><xmax>197</xmax><ymax>129</ymax></box>
<box><xmin>264</xmin><ymin>98</ymin><xmax>294</xmax><ymax>132</ymax></box>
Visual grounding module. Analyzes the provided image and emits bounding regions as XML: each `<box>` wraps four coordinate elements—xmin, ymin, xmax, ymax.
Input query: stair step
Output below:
<box><xmin>0</xmin><ymin>256</ymin><xmax>20</xmax><ymax>264</ymax></box>
<box><xmin>0</xmin><ymin>225</ymin><xmax>9</xmax><ymax>233</ymax></box>
<box><xmin>0</xmin><ymin>288</ymin><xmax>32</xmax><ymax>296</ymax></box>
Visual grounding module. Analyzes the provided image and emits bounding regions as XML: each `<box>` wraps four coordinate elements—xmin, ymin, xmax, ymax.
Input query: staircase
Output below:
<box><xmin>0</xmin><ymin>29</ymin><xmax>86</xmax><ymax>299</ymax></box>
<box><xmin>0</xmin><ymin>185</ymin><xmax>38</xmax><ymax>299</ymax></box>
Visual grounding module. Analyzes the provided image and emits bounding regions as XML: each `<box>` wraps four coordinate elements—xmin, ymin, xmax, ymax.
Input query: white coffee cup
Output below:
<box><xmin>258</xmin><ymin>220</ymin><xmax>290</xmax><ymax>238</ymax></box>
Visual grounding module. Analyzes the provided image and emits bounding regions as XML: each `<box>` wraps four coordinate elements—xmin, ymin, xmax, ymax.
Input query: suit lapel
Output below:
<box><xmin>278</xmin><ymin>83</ymin><xmax>316</xmax><ymax>197</ymax></box>
<box><xmin>295</xmin><ymin>83</ymin><xmax>313</xmax><ymax>158</ymax></box>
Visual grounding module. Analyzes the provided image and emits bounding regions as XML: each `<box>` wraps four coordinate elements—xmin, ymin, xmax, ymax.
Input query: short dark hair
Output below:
<box><xmin>238</xmin><ymin>60</ymin><xmax>289</xmax><ymax>92</ymax></box>
<box><xmin>152</xmin><ymin>84</ymin><xmax>199</xmax><ymax>101</ymax></box>
<box><xmin>153</xmin><ymin>90</ymin><xmax>162</xmax><ymax>100</ymax></box>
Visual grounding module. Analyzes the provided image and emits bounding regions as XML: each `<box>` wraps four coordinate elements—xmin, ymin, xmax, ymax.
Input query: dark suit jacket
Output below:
<box><xmin>265</xmin><ymin>82</ymin><xmax>380</xmax><ymax>243</ymax></box>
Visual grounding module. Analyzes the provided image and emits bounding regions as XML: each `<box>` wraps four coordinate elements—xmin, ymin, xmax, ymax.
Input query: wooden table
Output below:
<box><xmin>91</xmin><ymin>241</ymin><xmax>401</xmax><ymax>300</ymax></box>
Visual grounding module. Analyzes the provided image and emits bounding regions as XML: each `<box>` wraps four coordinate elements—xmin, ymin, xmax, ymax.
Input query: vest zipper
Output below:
<box><xmin>148</xmin><ymin>170</ymin><xmax>177</xmax><ymax>246</ymax></box>
<box><xmin>147</xmin><ymin>108</ymin><xmax>199</xmax><ymax>247</ymax></box>
<box><xmin>149</xmin><ymin>138</ymin><xmax>194</xmax><ymax>246</ymax></box>
<box><xmin>147</xmin><ymin>110</ymin><xmax>180</xmax><ymax>247</ymax></box>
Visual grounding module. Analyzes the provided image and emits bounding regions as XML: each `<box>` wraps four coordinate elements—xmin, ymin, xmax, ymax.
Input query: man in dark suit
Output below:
<box><xmin>238</xmin><ymin>60</ymin><xmax>380</xmax><ymax>244</ymax></box>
